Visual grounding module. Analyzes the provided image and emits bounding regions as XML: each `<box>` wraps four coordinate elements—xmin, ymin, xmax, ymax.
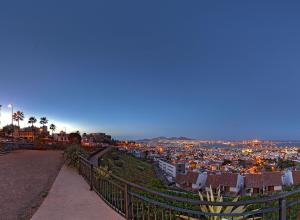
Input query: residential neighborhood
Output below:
<box><xmin>0</xmin><ymin>110</ymin><xmax>114</xmax><ymax>151</ymax></box>
<box><xmin>119</xmin><ymin>138</ymin><xmax>300</xmax><ymax>197</ymax></box>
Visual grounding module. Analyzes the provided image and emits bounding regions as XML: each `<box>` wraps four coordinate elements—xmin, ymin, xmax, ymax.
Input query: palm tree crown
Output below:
<box><xmin>28</xmin><ymin>117</ymin><xmax>37</xmax><ymax>127</ymax></box>
<box><xmin>12</xmin><ymin>111</ymin><xmax>24</xmax><ymax>127</ymax></box>
<box><xmin>50</xmin><ymin>124</ymin><xmax>56</xmax><ymax>135</ymax></box>
<box><xmin>40</xmin><ymin>117</ymin><xmax>48</xmax><ymax>127</ymax></box>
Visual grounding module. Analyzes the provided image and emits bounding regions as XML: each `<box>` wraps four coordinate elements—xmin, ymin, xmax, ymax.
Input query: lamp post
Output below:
<box><xmin>8</xmin><ymin>104</ymin><xmax>13</xmax><ymax>135</ymax></box>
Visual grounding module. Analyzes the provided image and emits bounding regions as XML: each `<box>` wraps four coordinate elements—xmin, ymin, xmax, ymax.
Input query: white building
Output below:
<box><xmin>192</xmin><ymin>172</ymin><xmax>207</xmax><ymax>190</ymax></box>
<box><xmin>282</xmin><ymin>170</ymin><xmax>300</xmax><ymax>186</ymax></box>
<box><xmin>53</xmin><ymin>131</ymin><xmax>69</xmax><ymax>143</ymax></box>
<box><xmin>282</xmin><ymin>170</ymin><xmax>293</xmax><ymax>186</ymax></box>
<box><xmin>158</xmin><ymin>160</ymin><xmax>176</xmax><ymax>178</ymax></box>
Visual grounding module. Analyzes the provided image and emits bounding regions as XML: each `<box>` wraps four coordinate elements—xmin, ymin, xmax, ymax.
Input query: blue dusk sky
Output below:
<box><xmin>1</xmin><ymin>1</ymin><xmax>300</xmax><ymax>140</ymax></box>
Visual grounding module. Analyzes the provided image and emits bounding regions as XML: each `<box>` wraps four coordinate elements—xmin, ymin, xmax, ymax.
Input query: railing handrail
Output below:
<box><xmin>129</xmin><ymin>191</ymin><xmax>280</xmax><ymax>217</ymax></box>
<box><xmin>79</xmin><ymin>155</ymin><xmax>300</xmax><ymax>207</ymax></box>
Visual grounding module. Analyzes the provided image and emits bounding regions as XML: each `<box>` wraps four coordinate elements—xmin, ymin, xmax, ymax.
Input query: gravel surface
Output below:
<box><xmin>0</xmin><ymin>150</ymin><xmax>63</xmax><ymax>220</ymax></box>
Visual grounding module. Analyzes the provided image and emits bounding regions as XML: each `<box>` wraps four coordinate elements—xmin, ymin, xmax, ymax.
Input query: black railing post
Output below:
<box><xmin>125</xmin><ymin>183</ymin><xmax>131</xmax><ymax>219</ymax></box>
<box><xmin>90</xmin><ymin>163</ymin><xmax>93</xmax><ymax>191</ymax></box>
<box><xmin>279</xmin><ymin>198</ymin><xmax>286</xmax><ymax>220</ymax></box>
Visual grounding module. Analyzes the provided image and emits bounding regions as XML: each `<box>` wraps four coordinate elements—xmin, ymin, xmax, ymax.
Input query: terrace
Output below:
<box><xmin>2</xmin><ymin>148</ymin><xmax>300</xmax><ymax>220</ymax></box>
<box><xmin>79</xmin><ymin>155</ymin><xmax>300</xmax><ymax>220</ymax></box>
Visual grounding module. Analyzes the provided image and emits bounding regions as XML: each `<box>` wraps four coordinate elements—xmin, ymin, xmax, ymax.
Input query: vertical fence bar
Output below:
<box><xmin>90</xmin><ymin>163</ymin><xmax>93</xmax><ymax>191</ymax></box>
<box><xmin>125</xmin><ymin>183</ymin><xmax>131</xmax><ymax>219</ymax></box>
<box><xmin>279</xmin><ymin>198</ymin><xmax>286</xmax><ymax>220</ymax></box>
<box><xmin>125</xmin><ymin>183</ymin><xmax>129</xmax><ymax>219</ymax></box>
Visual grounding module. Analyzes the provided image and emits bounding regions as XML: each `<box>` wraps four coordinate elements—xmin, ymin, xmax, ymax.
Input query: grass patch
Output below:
<box><xmin>100</xmin><ymin>149</ymin><xmax>165</xmax><ymax>190</ymax></box>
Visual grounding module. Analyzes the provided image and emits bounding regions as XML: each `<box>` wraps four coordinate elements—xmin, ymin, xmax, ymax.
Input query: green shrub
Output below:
<box><xmin>137</xmin><ymin>165</ymin><xmax>145</xmax><ymax>171</ymax></box>
<box><xmin>114</xmin><ymin>160</ymin><xmax>124</xmax><ymax>167</ymax></box>
<box><xmin>64</xmin><ymin>144</ymin><xmax>88</xmax><ymax>167</ymax></box>
<box><xmin>110</xmin><ymin>152</ymin><xmax>119</xmax><ymax>160</ymax></box>
<box><xmin>95</xmin><ymin>166</ymin><xmax>111</xmax><ymax>180</ymax></box>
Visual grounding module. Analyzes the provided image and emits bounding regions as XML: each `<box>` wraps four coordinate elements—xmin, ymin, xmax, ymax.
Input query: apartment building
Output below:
<box><xmin>158</xmin><ymin>159</ymin><xmax>176</xmax><ymax>178</ymax></box>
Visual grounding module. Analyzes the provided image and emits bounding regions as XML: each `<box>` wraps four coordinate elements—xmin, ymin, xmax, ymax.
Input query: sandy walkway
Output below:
<box><xmin>0</xmin><ymin>150</ymin><xmax>63</xmax><ymax>220</ymax></box>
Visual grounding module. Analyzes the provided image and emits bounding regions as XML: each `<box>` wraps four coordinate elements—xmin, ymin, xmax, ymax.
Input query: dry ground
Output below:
<box><xmin>0</xmin><ymin>150</ymin><xmax>63</xmax><ymax>220</ymax></box>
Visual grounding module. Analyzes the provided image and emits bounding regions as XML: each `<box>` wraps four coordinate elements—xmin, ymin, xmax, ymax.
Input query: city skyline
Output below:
<box><xmin>2</xmin><ymin>1</ymin><xmax>300</xmax><ymax>140</ymax></box>
<box><xmin>1</xmin><ymin>104</ymin><xmax>300</xmax><ymax>141</ymax></box>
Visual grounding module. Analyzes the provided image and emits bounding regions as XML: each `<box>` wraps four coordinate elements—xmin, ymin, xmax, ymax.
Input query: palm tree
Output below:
<box><xmin>40</xmin><ymin>117</ymin><xmax>48</xmax><ymax>128</ymax></box>
<box><xmin>12</xmin><ymin>111</ymin><xmax>24</xmax><ymax>128</ymax></box>
<box><xmin>50</xmin><ymin>124</ymin><xmax>56</xmax><ymax>135</ymax></box>
<box><xmin>28</xmin><ymin>117</ymin><xmax>37</xmax><ymax>128</ymax></box>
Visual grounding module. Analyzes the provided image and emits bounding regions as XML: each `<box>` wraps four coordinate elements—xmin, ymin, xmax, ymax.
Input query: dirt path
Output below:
<box><xmin>0</xmin><ymin>150</ymin><xmax>63</xmax><ymax>220</ymax></box>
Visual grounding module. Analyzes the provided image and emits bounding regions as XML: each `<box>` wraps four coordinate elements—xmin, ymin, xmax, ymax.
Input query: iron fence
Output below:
<box><xmin>79</xmin><ymin>156</ymin><xmax>300</xmax><ymax>220</ymax></box>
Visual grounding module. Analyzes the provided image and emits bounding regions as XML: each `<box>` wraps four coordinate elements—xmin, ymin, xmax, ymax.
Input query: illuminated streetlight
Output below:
<box><xmin>8</xmin><ymin>104</ymin><xmax>14</xmax><ymax>135</ymax></box>
<box><xmin>8</xmin><ymin>104</ymin><xmax>13</xmax><ymax>126</ymax></box>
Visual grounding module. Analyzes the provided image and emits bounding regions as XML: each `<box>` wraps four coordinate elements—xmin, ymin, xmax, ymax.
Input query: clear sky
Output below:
<box><xmin>1</xmin><ymin>1</ymin><xmax>300</xmax><ymax>140</ymax></box>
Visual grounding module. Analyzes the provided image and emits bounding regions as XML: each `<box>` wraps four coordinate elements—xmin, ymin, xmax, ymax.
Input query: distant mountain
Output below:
<box><xmin>137</xmin><ymin>136</ymin><xmax>194</xmax><ymax>142</ymax></box>
<box><xmin>170</xmin><ymin>136</ymin><xmax>194</xmax><ymax>140</ymax></box>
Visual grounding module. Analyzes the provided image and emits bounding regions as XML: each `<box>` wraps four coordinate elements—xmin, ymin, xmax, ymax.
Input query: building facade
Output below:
<box><xmin>158</xmin><ymin>159</ymin><xmax>176</xmax><ymax>178</ymax></box>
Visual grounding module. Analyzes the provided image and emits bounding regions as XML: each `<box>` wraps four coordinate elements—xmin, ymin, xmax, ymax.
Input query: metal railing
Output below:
<box><xmin>78</xmin><ymin>156</ymin><xmax>300</xmax><ymax>220</ymax></box>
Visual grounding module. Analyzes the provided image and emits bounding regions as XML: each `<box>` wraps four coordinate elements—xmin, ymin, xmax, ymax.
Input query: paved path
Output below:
<box><xmin>31</xmin><ymin>165</ymin><xmax>124</xmax><ymax>220</ymax></box>
<box><xmin>89</xmin><ymin>146</ymin><xmax>114</xmax><ymax>166</ymax></box>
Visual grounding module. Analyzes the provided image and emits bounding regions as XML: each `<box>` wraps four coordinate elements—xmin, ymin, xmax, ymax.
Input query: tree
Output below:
<box><xmin>2</xmin><ymin>125</ymin><xmax>16</xmax><ymax>135</ymax></box>
<box><xmin>40</xmin><ymin>117</ymin><xmax>48</xmax><ymax>128</ymax></box>
<box><xmin>28</xmin><ymin>117</ymin><xmax>37</xmax><ymax>127</ymax></box>
<box><xmin>69</xmin><ymin>132</ymin><xmax>82</xmax><ymax>144</ymax></box>
<box><xmin>277</xmin><ymin>158</ymin><xmax>295</xmax><ymax>170</ymax></box>
<box><xmin>50</xmin><ymin>124</ymin><xmax>56</xmax><ymax>135</ymax></box>
<box><xmin>222</xmin><ymin>159</ymin><xmax>231</xmax><ymax>166</ymax></box>
<box><xmin>12</xmin><ymin>111</ymin><xmax>24</xmax><ymax>128</ymax></box>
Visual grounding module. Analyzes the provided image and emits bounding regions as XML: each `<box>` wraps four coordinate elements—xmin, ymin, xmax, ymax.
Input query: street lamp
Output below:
<box><xmin>8</xmin><ymin>104</ymin><xmax>14</xmax><ymax>136</ymax></box>
<box><xmin>8</xmin><ymin>104</ymin><xmax>13</xmax><ymax>126</ymax></box>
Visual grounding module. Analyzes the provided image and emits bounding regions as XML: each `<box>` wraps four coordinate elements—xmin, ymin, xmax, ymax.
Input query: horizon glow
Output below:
<box><xmin>0</xmin><ymin>109</ymin><xmax>80</xmax><ymax>134</ymax></box>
